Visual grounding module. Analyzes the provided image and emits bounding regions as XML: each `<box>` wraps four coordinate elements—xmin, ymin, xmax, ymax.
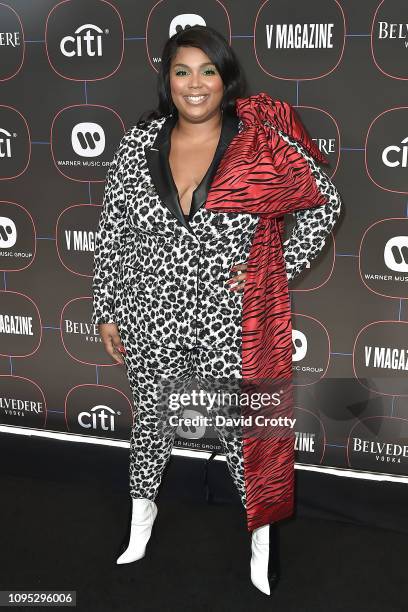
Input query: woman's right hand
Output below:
<box><xmin>98</xmin><ymin>323</ymin><xmax>125</xmax><ymax>365</ymax></box>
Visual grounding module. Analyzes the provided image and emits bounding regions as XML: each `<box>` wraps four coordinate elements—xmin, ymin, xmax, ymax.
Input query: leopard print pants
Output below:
<box><xmin>123</xmin><ymin>338</ymin><xmax>247</xmax><ymax>507</ymax></box>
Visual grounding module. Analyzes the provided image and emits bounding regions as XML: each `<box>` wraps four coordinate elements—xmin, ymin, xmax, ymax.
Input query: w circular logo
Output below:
<box><xmin>71</xmin><ymin>122</ymin><xmax>105</xmax><ymax>157</ymax></box>
<box><xmin>0</xmin><ymin>217</ymin><xmax>16</xmax><ymax>248</ymax></box>
<box><xmin>0</xmin><ymin>202</ymin><xmax>36</xmax><ymax>272</ymax></box>
<box><xmin>51</xmin><ymin>104</ymin><xmax>125</xmax><ymax>181</ymax></box>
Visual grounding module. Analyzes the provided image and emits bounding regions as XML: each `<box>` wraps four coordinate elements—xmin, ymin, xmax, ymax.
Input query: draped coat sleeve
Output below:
<box><xmin>204</xmin><ymin>92</ymin><xmax>342</xmax><ymax>531</ymax></box>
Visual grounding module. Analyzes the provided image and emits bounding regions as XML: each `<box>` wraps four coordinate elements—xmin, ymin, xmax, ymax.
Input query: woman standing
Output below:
<box><xmin>92</xmin><ymin>25</ymin><xmax>342</xmax><ymax>595</ymax></box>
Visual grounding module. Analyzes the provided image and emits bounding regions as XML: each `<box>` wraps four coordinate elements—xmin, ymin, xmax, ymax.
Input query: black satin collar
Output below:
<box><xmin>145</xmin><ymin>111</ymin><xmax>239</xmax><ymax>233</ymax></box>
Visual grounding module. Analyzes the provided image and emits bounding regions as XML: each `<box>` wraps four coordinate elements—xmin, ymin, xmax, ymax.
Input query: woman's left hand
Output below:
<box><xmin>226</xmin><ymin>262</ymin><xmax>247</xmax><ymax>291</ymax></box>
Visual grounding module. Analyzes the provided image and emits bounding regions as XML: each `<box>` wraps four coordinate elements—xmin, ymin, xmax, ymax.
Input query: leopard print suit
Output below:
<box><xmin>92</xmin><ymin>109</ymin><xmax>342</xmax><ymax>507</ymax></box>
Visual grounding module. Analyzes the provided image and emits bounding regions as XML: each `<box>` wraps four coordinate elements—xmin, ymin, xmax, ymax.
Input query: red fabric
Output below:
<box><xmin>204</xmin><ymin>93</ymin><xmax>330</xmax><ymax>531</ymax></box>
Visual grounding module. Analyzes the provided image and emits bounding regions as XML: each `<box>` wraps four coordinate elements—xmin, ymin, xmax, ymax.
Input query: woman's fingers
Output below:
<box><xmin>98</xmin><ymin>324</ymin><xmax>125</xmax><ymax>364</ymax></box>
<box><xmin>104</xmin><ymin>337</ymin><xmax>123</xmax><ymax>364</ymax></box>
<box><xmin>230</xmin><ymin>263</ymin><xmax>247</xmax><ymax>273</ymax></box>
<box><xmin>226</xmin><ymin>271</ymin><xmax>247</xmax><ymax>292</ymax></box>
<box><xmin>228</xmin><ymin>272</ymin><xmax>246</xmax><ymax>283</ymax></box>
<box><xmin>111</xmin><ymin>333</ymin><xmax>125</xmax><ymax>365</ymax></box>
<box><xmin>228</xmin><ymin>262</ymin><xmax>248</xmax><ymax>290</ymax></box>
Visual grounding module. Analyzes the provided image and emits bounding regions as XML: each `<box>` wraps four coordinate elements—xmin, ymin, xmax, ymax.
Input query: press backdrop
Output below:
<box><xmin>1</xmin><ymin>0</ymin><xmax>408</xmax><ymax>485</ymax></box>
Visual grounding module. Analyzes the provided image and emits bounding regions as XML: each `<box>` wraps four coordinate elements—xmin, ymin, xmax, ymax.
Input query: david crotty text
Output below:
<box><xmin>168</xmin><ymin>414</ymin><xmax>297</xmax><ymax>429</ymax></box>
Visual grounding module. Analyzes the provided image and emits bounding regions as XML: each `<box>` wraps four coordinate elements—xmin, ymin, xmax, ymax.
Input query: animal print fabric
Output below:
<box><xmin>277</xmin><ymin>129</ymin><xmax>342</xmax><ymax>281</ymax></box>
<box><xmin>123</xmin><ymin>339</ymin><xmax>247</xmax><ymax>505</ymax></box>
<box><xmin>92</xmin><ymin>115</ymin><xmax>342</xmax><ymax>507</ymax></box>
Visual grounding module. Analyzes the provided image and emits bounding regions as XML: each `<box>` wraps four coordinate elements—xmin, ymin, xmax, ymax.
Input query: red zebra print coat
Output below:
<box><xmin>205</xmin><ymin>92</ymin><xmax>330</xmax><ymax>531</ymax></box>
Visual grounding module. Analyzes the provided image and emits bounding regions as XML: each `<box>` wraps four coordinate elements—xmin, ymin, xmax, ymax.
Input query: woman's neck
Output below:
<box><xmin>173</xmin><ymin>111</ymin><xmax>222</xmax><ymax>143</ymax></box>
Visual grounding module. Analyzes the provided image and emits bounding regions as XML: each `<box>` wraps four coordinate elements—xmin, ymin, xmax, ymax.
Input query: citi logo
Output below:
<box><xmin>382</xmin><ymin>136</ymin><xmax>408</xmax><ymax>167</ymax></box>
<box><xmin>169</xmin><ymin>14</ymin><xmax>206</xmax><ymax>38</ymax></box>
<box><xmin>265</xmin><ymin>23</ymin><xmax>334</xmax><ymax>49</ymax></box>
<box><xmin>0</xmin><ymin>128</ymin><xmax>13</xmax><ymax>158</ymax></box>
<box><xmin>384</xmin><ymin>236</ymin><xmax>408</xmax><ymax>272</ymax></box>
<box><xmin>65</xmin><ymin>230</ymin><xmax>95</xmax><ymax>251</ymax></box>
<box><xmin>60</xmin><ymin>24</ymin><xmax>106</xmax><ymax>57</ymax></box>
<box><xmin>292</xmin><ymin>329</ymin><xmax>307</xmax><ymax>362</ymax></box>
<box><xmin>0</xmin><ymin>217</ymin><xmax>17</xmax><ymax>248</ymax></box>
<box><xmin>71</xmin><ymin>122</ymin><xmax>105</xmax><ymax>157</ymax></box>
<box><xmin>78</xmin><ymin>404</ymin><xmax>120</xmax><ymax>432</ymax></box>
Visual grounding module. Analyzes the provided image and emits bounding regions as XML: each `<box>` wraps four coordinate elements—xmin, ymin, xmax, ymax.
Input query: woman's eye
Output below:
<box><xmin>174</xmin><ymin>68</ymin><xmax>217</xmax><ymax>76</ymax></box>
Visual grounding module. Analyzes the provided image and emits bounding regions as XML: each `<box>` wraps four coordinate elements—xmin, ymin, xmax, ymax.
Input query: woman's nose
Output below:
<box><xmin>188</xmin><ymin>71</ymin><xmax>203</xmax><ymax>88</ymax></box>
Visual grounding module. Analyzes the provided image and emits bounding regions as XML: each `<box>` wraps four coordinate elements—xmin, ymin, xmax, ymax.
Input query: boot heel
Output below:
<box><xmin>150</xmin><ymin>519</ymin><xmax>158</xmax><ymax>543</ymax></box>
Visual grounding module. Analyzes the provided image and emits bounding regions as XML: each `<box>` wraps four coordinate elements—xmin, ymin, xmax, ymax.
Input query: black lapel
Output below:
<box><xmin>189</xmin><ymin>112</ymin><xmax>239</xmax><ymax>220</ymax></box>
<box><xmin>144</xmin><ymin>112</ymin><xmax>239</xmax><ymax>233</ymax></box>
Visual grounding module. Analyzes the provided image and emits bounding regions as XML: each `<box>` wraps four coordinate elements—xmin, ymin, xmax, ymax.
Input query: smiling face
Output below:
<box><xmin>169</xmin><ymin>45</ymin><xmax>225</xmax><ymax>123</ymax></box>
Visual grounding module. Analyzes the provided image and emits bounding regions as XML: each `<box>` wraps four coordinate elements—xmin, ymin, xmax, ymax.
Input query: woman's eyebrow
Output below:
<box><xmin>172</xmin><ymin>62</ymin><xmax>215</xmax><ymax>68</ymax></box>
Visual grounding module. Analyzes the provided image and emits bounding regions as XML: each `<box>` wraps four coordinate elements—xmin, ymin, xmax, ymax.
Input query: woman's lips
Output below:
<box><xmin>183</xmin><ymin>94</ymin><xmax>209</xmax><ymax>105</ymax></box>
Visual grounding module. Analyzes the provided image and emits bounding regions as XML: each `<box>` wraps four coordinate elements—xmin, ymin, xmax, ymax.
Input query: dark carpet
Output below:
<box><xmin>0</xmin><ymin>432</ymin><xmax>407</xmax><ymax>612</ymax></box>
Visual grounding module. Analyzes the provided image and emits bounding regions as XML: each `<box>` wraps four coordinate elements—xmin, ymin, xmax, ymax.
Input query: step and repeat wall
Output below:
<box><xmin>1</xmin><ymin>0</ymin><xmax>407</xmax><ymax>482</ymax></box>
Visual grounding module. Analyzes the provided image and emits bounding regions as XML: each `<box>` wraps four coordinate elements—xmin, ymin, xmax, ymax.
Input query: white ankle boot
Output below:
<box><xmin>116</xmin><ymin>498</ymin><xmax>158</xmax><ymax>565</ymax></box>
<box><xmin>250</xmin><ymin>523</ymin><xmax>280</xmax><ymax>595</ymax></box>
<box><xmin>250</xmin><ymin>524</ymin><xmax>271</xmax><ymax>594</ymax></box>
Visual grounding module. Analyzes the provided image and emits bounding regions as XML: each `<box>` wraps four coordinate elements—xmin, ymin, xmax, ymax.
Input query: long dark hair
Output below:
<box><xmin>138</xmin><ymin>25</ymin><xmax>247</xmax><ymax>124</ymax></box>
